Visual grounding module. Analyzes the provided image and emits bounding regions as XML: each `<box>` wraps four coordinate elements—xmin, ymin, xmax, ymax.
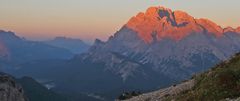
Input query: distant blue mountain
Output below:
<box><xmin>44</xmin><ymin>37</ymin><xmax>90</xmax><ymax>54</ymax></box>
<box><xmin>0</xmin><ymin>30</ymin><xmax>73</xmax><ymax>65</ymax></box>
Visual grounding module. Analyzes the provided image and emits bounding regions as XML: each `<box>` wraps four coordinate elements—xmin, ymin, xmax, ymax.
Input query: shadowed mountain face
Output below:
<box><xmin>0</xmin><ymin>30</ymin><xmax>74</xmax><ymax>67</ymax></box>
<box><xmin>0</xmin><ymin>40</ymin><xmax>10</xmax><ymax>61</ymax></box>
<box><xmin>44</xmin><ymin>37</ymin><xmax>90</xmax><ymax>54</ymax></box>
<box><xmin>12</xmin><ymin>6</ymin><xmax>240</xmax><ymax>100</ymax></box>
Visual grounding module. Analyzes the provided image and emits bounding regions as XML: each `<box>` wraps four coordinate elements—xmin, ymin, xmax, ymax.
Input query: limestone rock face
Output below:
<box><xmin>125</xmin><ymin>6</ymin><xmax>232</xmax><ymax>43</ymax></box>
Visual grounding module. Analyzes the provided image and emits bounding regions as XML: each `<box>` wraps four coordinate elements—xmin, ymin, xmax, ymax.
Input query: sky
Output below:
<box><xmin>0</xmin><ymin>0</ymin><xmax>239</xmax><ymax>43</ymax></box>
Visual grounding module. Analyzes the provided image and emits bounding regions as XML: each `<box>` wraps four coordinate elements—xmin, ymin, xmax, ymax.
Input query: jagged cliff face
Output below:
<box><xmin>125</xmin><ymin>6</ymin><xmax>240</xmax><ymax>43</ymax></box>
<box><xmin>126</xmin><ymin>7</ymin><xmax>204</xmax><ymax>43</ymax></box>
<box><xmin>0</xmin><ymin>73</ymin><xmax>26</xmax><ymax>101</ymax></box>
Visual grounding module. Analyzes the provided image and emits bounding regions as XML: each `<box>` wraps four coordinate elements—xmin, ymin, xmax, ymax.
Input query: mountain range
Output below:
<box><xmin>0</xmin><ymin>30</ymin><xmax>74</xmax><ymax>71</ymax></box>
<box><xmin>0</xmin><ymin>30</ymin><xmax>92</xmax><ymax>73</ymax></box>
<box><xmin>0</xmin><ymin>7</ymin><xmax>240</xmax><ymax>100</ymax></box>
<box><xmin>11</xmin><ymin>6</ymin><xmax>240</xmax><ymax>100</ymax></box>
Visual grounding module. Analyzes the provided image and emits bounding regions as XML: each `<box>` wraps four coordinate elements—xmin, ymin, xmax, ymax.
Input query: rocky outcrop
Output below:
<box><xmin>0</xmin><ymin>73</ymin><xmax>26</xmax><ymax>101</ymax></box>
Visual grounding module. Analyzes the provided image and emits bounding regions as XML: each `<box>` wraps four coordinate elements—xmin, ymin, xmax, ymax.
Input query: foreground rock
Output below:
<box><xmin>0</xmin><ymin>73</ymin><xmax>26</xmax><ymax>101</ymax></box>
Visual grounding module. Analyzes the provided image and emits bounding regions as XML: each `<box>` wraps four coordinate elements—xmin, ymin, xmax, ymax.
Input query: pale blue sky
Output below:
<box><xmin>0</xmin><ymin>0</ymin><xmax>239</xmax><ymax>42</ymax></box>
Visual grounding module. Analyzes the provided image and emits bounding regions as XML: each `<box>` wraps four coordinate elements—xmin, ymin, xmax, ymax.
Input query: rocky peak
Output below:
<box><xmin>144</xmin><ymin>6</ymin><xmax>173</xmax><ymax>18</ymax></box>
<box><xmin>89</xmin><ymin>39</ymin><xmax>105</xmax><ymax>52</ymax></box>
<box><xmin>0</xmin><ymin>30</ymin><xmax>21</xmax><ymax>41</ymax></box>
<box><xmin>223</xmin><ymin>27</ymin><xmax>235</xmax><ymax>33</ymax></box>
<box><xmin>145</xmin><ymin>7</ymin><xmax>159</xmax><ymax>17</ymax></box>
<box><xmin>93</xmin><ymin>39</ymin><xmax>105</xmax><ymax>46</ymax></box>
<box><xmin>125</xmin><ymin>6</ymin><xmax>229</xmax><ymax>43</ymax></box>
<box><xmin>126</xmin><ymin>6</ymin><xmax>203</xmax><ymax>43</ymax></box>
<box><xmin>0</xmin><ymin>30</ymin><xmax>17</xmax><ymax>37</ymax></box>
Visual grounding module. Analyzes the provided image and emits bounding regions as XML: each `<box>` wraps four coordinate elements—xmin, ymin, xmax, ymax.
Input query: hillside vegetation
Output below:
<box><xmin>124</xmin><ymin>53</ymin><xmax>240</xmax><ymax>101</ymax></box>
<box><xmin>167</xmin><ymin>53</ymin><xmax>240</xmax><ymax>101</ymax></box>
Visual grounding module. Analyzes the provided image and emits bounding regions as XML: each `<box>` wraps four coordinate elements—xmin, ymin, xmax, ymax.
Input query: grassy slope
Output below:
<box><xmin>167</xmin><ymin>53</ymin><xmax>240</xmax><ymax>101</ymax></box>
